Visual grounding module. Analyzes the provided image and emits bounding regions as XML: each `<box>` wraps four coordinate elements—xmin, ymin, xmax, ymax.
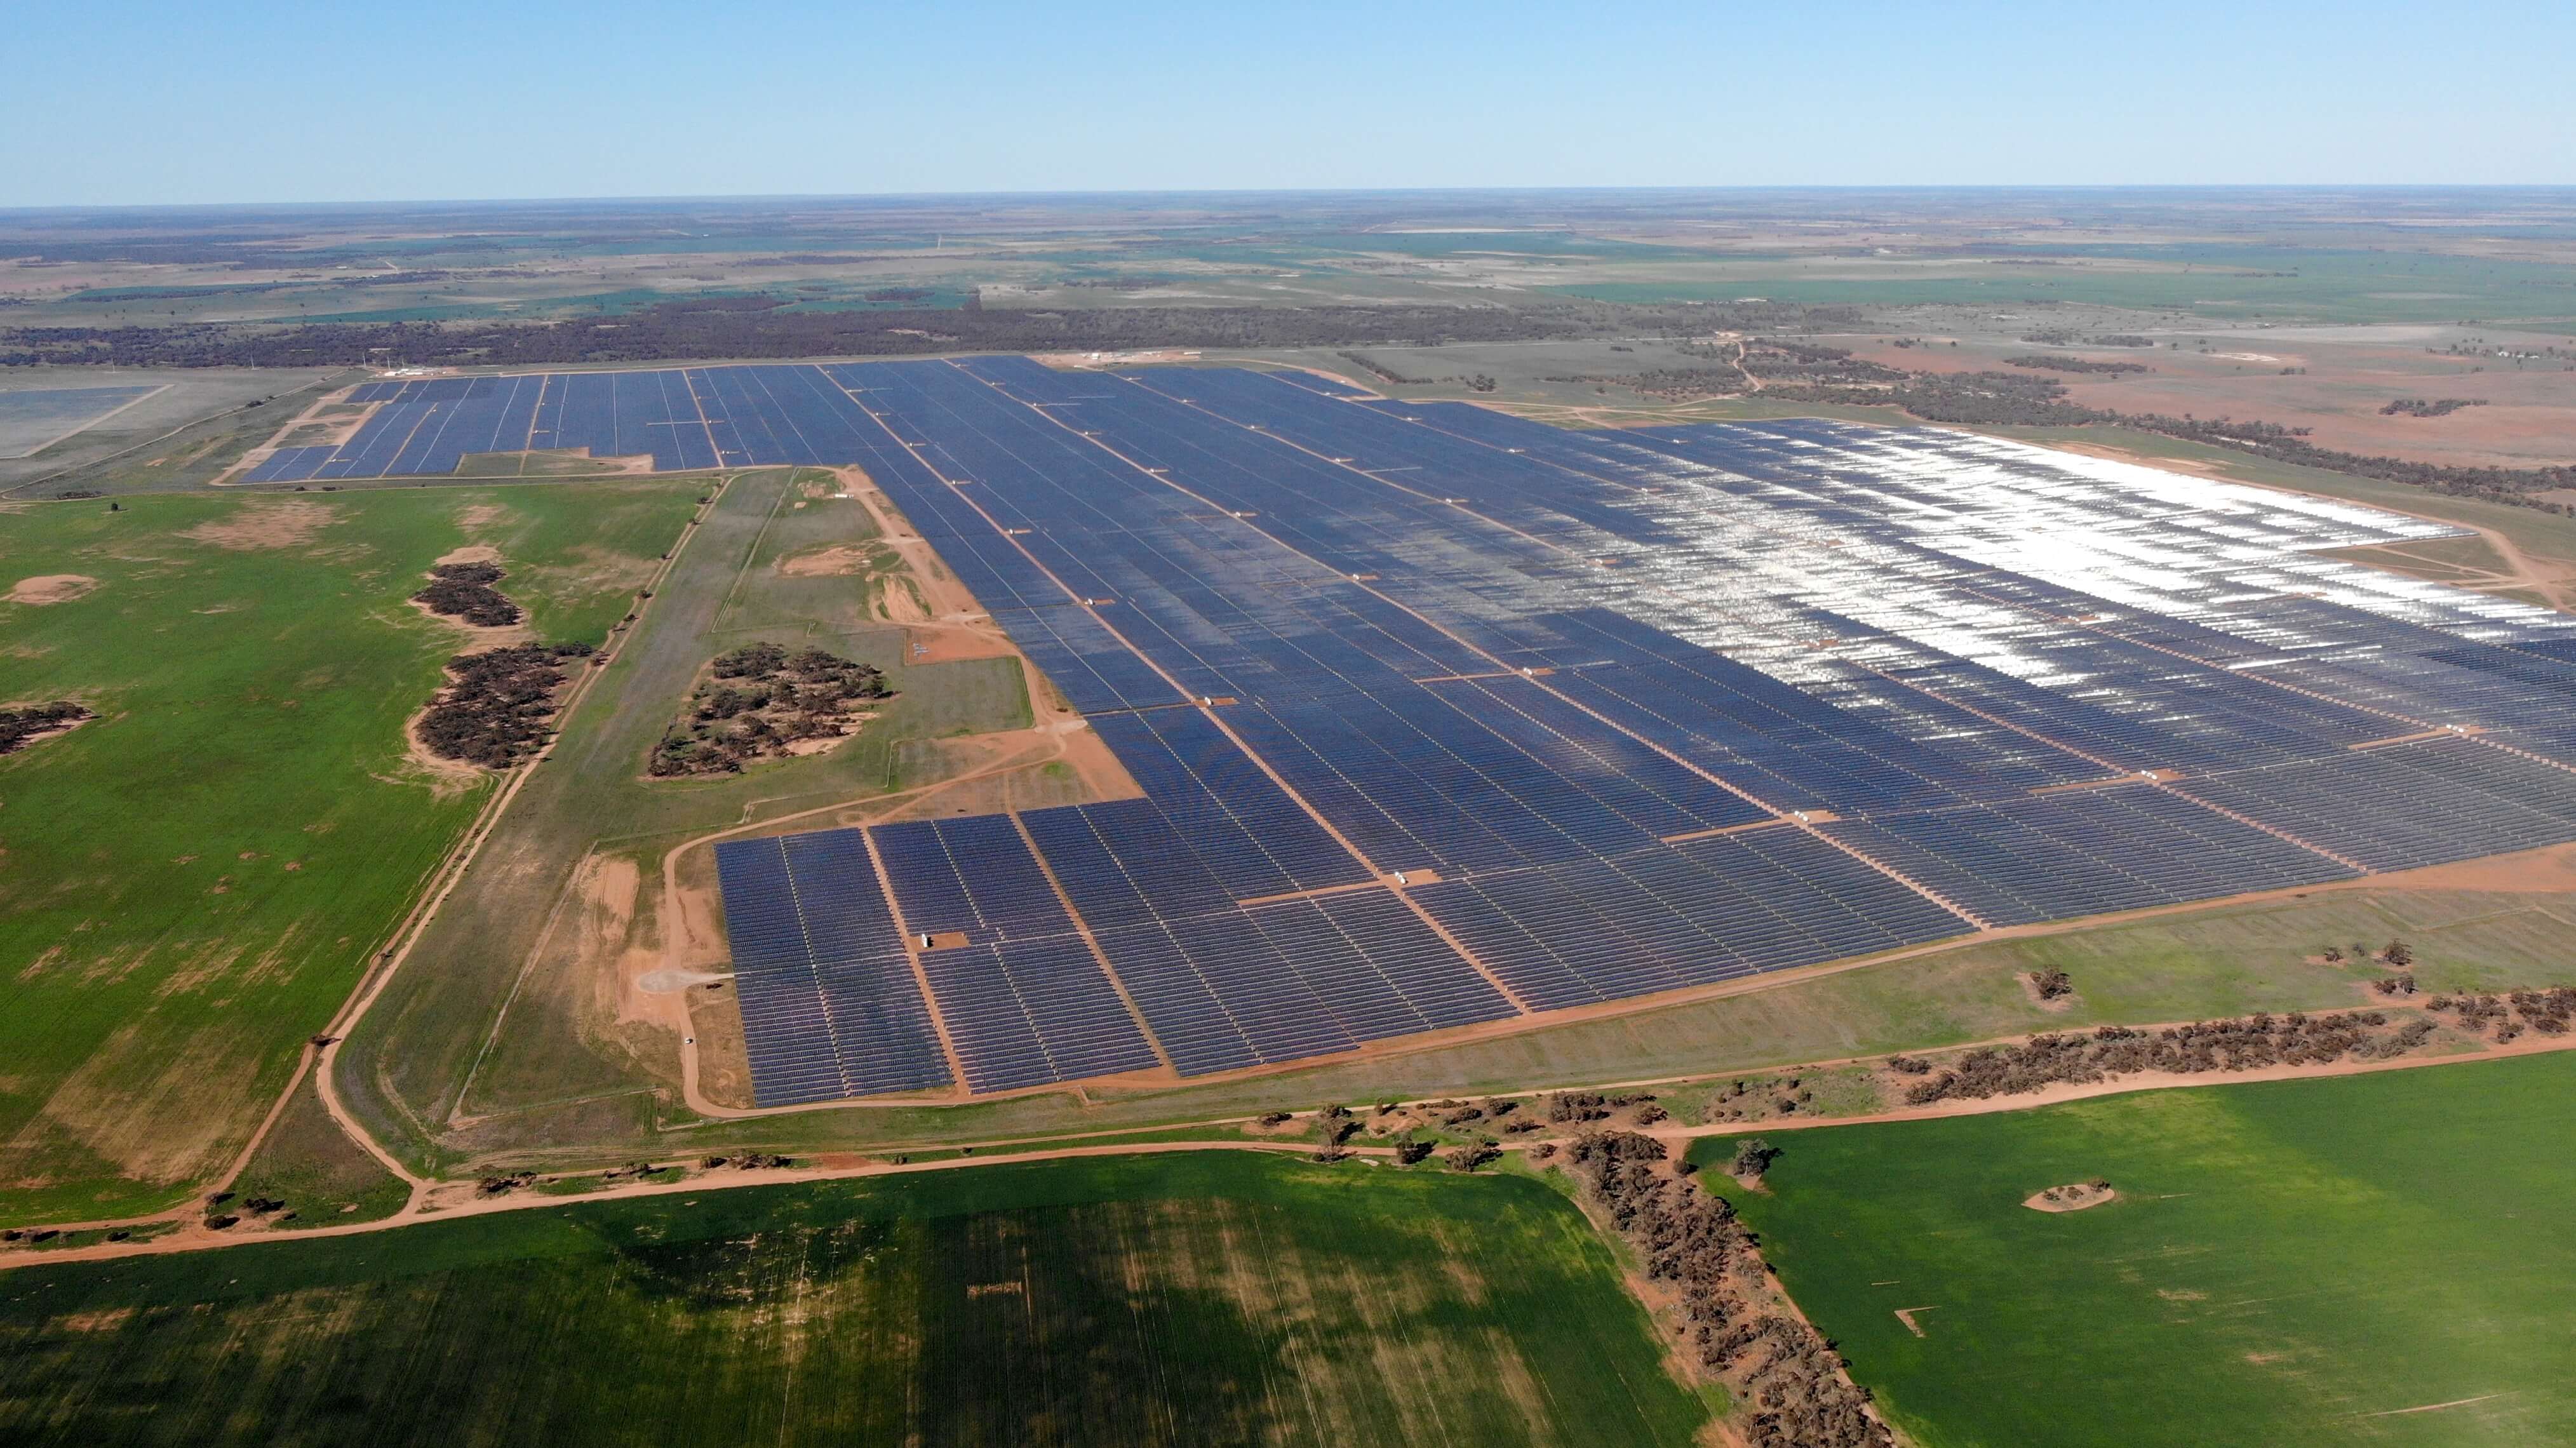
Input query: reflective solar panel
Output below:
<box><xmin>623</xmin><ymin>356</ymin><xmax>2576</xmax><ymax>1099</ymax></box>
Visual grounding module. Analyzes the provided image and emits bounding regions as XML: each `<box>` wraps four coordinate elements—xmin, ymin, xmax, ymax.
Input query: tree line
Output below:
<box><xmin>1564</xmin><ymin>1132</ymin><xmax>1894</xmax><ymax>1448</ymax></box>
<box><xmin>1895</xmin><ymin>1010</ymin><xmax>2436</xmax><ymax>1104</ymax></box>
<box><xmin>0</xmin><ymin>300</ymin><xmax>1865</xmax><ymax>370</ymax></box>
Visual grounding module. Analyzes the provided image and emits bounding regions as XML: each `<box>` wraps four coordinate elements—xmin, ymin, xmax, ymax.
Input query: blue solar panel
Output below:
<box><xmin>711</xmin><ymin>830</ymin><xmax>951</xmax><ymax>1104</ymax></box>
<box><xmin>580</xmin><ymin>354</ymin><xmax>2576</xmax><ymax>1099</ymax></box>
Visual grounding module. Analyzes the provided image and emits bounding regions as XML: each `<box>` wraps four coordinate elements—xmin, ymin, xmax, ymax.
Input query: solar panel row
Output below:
<box><xmin>2174</xmin><ymin>737</ymin><xmax>2576</xmax><ymax>873</ymax></box>
<box><xmin>1821</xmin><ymin>786</ymin><xmax>2359</xmax><ymax>927</ymax></box>
<box><xmin>711</xmin><ymin>831</ymin><xmax>951</xmax><ymax>1106</ymax></box>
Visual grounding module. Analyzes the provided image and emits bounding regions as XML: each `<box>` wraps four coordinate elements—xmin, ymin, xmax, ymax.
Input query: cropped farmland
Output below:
<box><xmin>0</xmin><ymin>482</ymin><xmax>701</xmax><ymax>1223</ymax></box>
<box><xmin>1691</xmin><ymin>1052</ymin><xmax>2576</xmax><ymax>1446</ymax></box>
<box><xmin>0</xmin><ymin>1152</ymin><xmax>1708</xmax><ymax>1447</ymax></box>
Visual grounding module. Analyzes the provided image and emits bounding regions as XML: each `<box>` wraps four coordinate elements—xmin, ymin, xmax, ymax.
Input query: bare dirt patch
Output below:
<box><xmin>775</xmin><ymin>545</ymin><xmax>872</xmax><ymax>577</ymax></box>
<box><xmin>185</xmin><ymin>500</ymin><xmax>339</xmax><ymax>551</ymax></box>
<box><xmin>5</xmin><ymin>574</ymin><xmax>98</xmax><ymax>606</ymax></box>
<box><xmin>877</xmin><ymin>575</ymin><xmax>930</xmax><ymax>623</ymax></box>
<box><xmin>435</xmin><ymin>543</ymin><xmax>503</xmax><ymax>568</ymax></box>
<box><xmin>898</xmin><ymin>622</ymin><xmax>1016</xmax><ymax>664</ymax></box>
<box><xmin>2025</xmin><ymin>1181</ymin><xmax>2116</xmax><ymax>1212</ymax></box>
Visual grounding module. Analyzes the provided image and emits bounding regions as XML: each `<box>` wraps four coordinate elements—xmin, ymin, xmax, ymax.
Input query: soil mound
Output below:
<box><xmin>6</xmin><ymin>574</ymin><xmax>98</xmax><ymax>605</ymax></box>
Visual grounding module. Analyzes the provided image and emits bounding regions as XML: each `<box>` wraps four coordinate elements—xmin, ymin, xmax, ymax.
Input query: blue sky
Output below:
<box><xmin>6</xmin><ymin>0</ymin><xmax>2571</xmax><ymax>206</ymax></box>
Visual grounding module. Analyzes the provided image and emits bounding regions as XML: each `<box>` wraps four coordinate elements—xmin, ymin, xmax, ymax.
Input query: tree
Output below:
<box><xmin>1444</xmin><ymin>1139</ymin><xmax>1500</xmax><ymax>1172</ymax></box>
<box><xmin>1733</xmin><ymin>1137</ymin><xmax>1781</xmax><ymax>1179</ymax></box>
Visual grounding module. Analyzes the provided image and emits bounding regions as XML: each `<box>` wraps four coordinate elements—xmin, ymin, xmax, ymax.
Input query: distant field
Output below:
<box><xmin>0</xmin><ymin>482</ymin><xmax>700</xmax><ymax>1223</ymax></box>
<box><xmin>1692</xmin><ymin>1052</ymin><xmax>2576</xmax><ymax>1447</ymax></box>
<box><xmin>1548</xmin><ymin>246</ymin><xmax>2576</xmax><ymax>324</ymax></box>
<box><xmin>0</xmin><ymin>385</ymin><xmax>161</xmax><ymax>458</ymax></box>
<box><xmin>0</xmin><ymin>1153</ymin><xmax>1707</xmax><ymax>1448</ymax></box>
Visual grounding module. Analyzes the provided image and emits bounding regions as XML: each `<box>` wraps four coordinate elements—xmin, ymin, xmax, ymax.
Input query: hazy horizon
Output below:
<box><xmin>8</xmin><ymin>0</ymin><xmax>2571</xmax><ymax>207</ymax></box>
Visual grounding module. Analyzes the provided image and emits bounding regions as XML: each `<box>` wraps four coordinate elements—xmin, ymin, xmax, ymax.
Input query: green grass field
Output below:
<box><xmin>1688</xmin><ymin>1052</ymin><xmax>2576</xmax><ymax>1447</ymax></box>
<box><xmin>0</xmin><ymin>1152</ymin><xmax>1708</xmax><ymax>1448</ymax></box>
<box><xmin>0</xmin><ymin>483</ymin><xmax>699</xmax><ymax>1224</ymax></box>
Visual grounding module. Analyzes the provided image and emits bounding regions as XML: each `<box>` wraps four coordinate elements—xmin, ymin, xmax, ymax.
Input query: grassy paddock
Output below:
<box><xmin>224</xmin><ymin>1074</ymin><xmax>410</xmax><ymax>1230</ymax></box>
<box><xmin>336</xmin><ymin>467</ymin><xmax>1051</xmax><ymax>1171</ymax></box>
<box><xmin>0</xmin><ymin>482</ymin><xmax>700</xmax><ymax>1224</ymax></box>
<box><xmin>0</xmin><ymin>1153</ymin><xmax>1706</xmax><ymax>1448</ymax></box>
<box><xmin>1689</xmin><ymin>1052</ymin><xmax>2576</xmax><ymax>1447</ymax></box>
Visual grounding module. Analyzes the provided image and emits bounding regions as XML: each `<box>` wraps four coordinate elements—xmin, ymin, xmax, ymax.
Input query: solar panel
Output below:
<box><xmin>711</xmin><ymin>830</ymin><xmax>951</xmax><ymax>1104</ymax></box>
<box><xmin>607</xmin><ymin>355</ymin><xmax>2576</xmax><ymax>1098</ymax></box>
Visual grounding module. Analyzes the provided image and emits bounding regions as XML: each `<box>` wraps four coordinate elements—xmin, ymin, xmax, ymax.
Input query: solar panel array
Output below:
<box><xmin>872</xmin><ymin>816</ymin><xmax>1160</xmax><ymax>1094</ymax></box>
<box><xmin>711</xmin><ymin>830</ymin><xmax>951</xmax><ymax>1105</ymax></box>
<box><xmin>457</xmin><ymin>356</ymin><xmax>2576</xmax><ymax>1106</ymax></box>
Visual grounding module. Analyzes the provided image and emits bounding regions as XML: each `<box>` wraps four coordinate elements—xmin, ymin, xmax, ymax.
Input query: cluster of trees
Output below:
<box><xmin>1546</xmin><ymin>1089</ymin><xmax>1660</xmax><ymax>1123</ymax></box>
<box><xmin>1544</xmin><ymin>366</ymin><xmax>1747</xmax><ymax>399</ymax></box>
<box><xmin>1564</xmin><ymin>1132</ymin><xmax>1893</xmax><ymax>1448</ymax></box>
<box><xmin>0</xmin><ymin>299</ymin><xmax>1862</xmax><ymax>370</ymax></box>
<box><xmin>1592</xmin><ymin>337</ymin><xmax>1913</xmax><ymax>395</ymax></box>
<box><xmin>411</xmin><ymin>561</ymin><xmax>523</xmax><ymax>628</ymax></box>
<box><xmin>2035</xmin><ymin>1178</ymin><xmax>2112</xmax><ymax>1206</ymax></box>
<box><xmin>2029</xmin><ymin>967</ymin><xmax>2076</xmax><ymax>1000</ymax></box>
<box><xmin>2429</xmin><ymin>988</ymin><xmax>2576</xmax><ymax>1041</ymax></box>
<box><xmin>1337</xmin><ymin>350</ymin><xmax>1432</xmax><ymax>385</ymax></box>
<box><xmin>475</xmin><ymin>1170</ymin><xmax>540</xmax><ymax>1197</ymax></box>
<box><xmin>650</xmin><ymin>643</ymin><xmax>892</xmax><ymax>776</ymax></box>
<box><xmin>1706</xmin><ymin>1075</ymin><xmax>1812</xmax><ymax>1122</ymax></box>
<box><xmin>2002</xmin><ymin>354</ymin><xmax>2150</xmax><ymax>375</ymax></box>
<box><xmin>416</xmin><ymin>643</ymin><xmax>595</xmax><ymax>768</ymax></box>
<box><xmin>1735</xmin><ymin>339</ymin><xmax>1908</xmax><ymax>385</ymax></box>
<box><xmin>1336</xmin><ymin>351</ymin><xmax>1500</xmax><ymax>392</ymax></box>
<box><xmin>1764</xmin><ymin>368</ymin><xmax>2088</xmax><ymax>425</ymax></box>
<box><xmin>2380</xmin><ymin>397</ymin><xmax>2486</xmax><ymax>417</ymax></box>
<box><xmin>2021</xmin><ymin>330</ymin><xmax>2156</xmax><ymax>348</ymax></box>
<box><xmin>0</xmin><ymin>701</ymin><xmax>90</xmax><ymax>755</ymax></box>
<box><xmin>2324</xmin><ymin>937</ymin><xmax>2410</xmax><ymax>966</ymax></box>
<box><xmin>699</xmin><ymin>1153</ymin><xmax>795</xmax><ymax>1169</ymax></box>
<box><xmin>1898</xmin><ymin>1011</ymin><xmax>2437</xmax><ymax>1104</ymax></box>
